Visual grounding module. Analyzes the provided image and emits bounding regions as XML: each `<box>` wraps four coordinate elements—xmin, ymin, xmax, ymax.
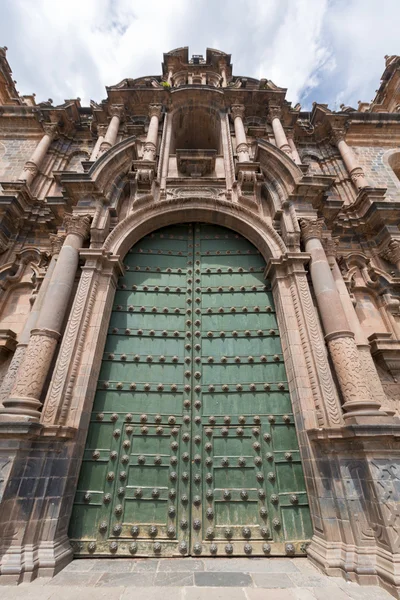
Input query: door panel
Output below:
<box><xmin>69</xmin><ymin>223</ymin><xmax>312</xmax><ymax>557</ymax></box>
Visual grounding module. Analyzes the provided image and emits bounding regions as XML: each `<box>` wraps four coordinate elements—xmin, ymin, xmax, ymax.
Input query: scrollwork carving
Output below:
<box><xmin>299</xmin><ymin>218</ymin><xmax>324</xmax><ymax>243</ymax></box>
<box><xmin>327</xmin><ymin>334</ymin><xmax>374</xmax><ymax>407</ymax></box>
<box><xmin>63</xmin><ymin>214</ymin><xmax>91</xmax><ymax>239</ymax></box>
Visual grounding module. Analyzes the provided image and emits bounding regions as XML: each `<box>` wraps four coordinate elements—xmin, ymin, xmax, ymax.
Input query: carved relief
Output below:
<box><xmin>369</xmin><ymin>460</ymin><xmax>400</xmax><ymax>552</ymax></box>
<box><xmin>299</xmin><ymin>218</ymin><xmax>324</xmax><ymax>243</ymax></box>
<box><xmin>231</xmin><ymin>104</ymin><xmax>246</xmax><ymax>120</ymax></box>
<box><xmin>327</xmin><ymin>335</ymin><xmax>373</xmax><ymax>406</ymax></box>
<box><xmin>63</xmin><ymin>214</ymin><xmax>91</xmax><ymax>239</ymax></box>
<box><xmin>42</xmin><ymin>269</ymin><xmax>94</xmax><ymax>425</ymax></box>
<box><xmin>10</xmin><ymin>330</ymin><xmax>58</xmax><ymax>401</ymax></box>
<box><xmin>290</xmin><ymin>275</ymin><xmax>342</xmax><ymax>426</ymax></box>
<box><xmin>380</xmin><ymin>240</ymin><xmax>400</xmax><ymax>267</ymax></box>
<box><xmin>148</xmin><ymin>104</ymin><xmax>162</xmax><ymax>119</ymax></box>
<box><xmin>0</xmin><ymin>345</ymin><xmax>27</xmax><ymax>407</ymax></box>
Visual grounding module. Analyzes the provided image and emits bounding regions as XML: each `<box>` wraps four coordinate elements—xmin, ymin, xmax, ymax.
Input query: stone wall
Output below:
<box><xmin>0</xmin><ymin>138</ymin><xmax>38</xmax><ymax>181</ymax></box>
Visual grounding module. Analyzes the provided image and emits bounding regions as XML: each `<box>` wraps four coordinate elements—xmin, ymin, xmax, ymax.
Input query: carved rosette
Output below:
<box><xmin>299</xmin><ymin>218</ymin><xmax>324</xmax><ymax>243</ymax></box>
<box><xmin>148</xmin><ymin>104</ymin><xmax>162</xmax><ymax>120</ymax></box>
<box><xmin>63</xmin><ymin>214</ymin><xmax>91</xmax><ymax>240</ymax></box>
<box><xmin>326</xmin><ymin>333</ymin><xmax>382</xmax><ymax>415</ymax></box>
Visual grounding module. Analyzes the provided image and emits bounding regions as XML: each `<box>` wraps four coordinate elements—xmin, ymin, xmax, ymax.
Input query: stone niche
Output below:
<box><xmin>176</xmin><ymin>148</ymin><xmax>216</xmax><ymax>176</ymax></box>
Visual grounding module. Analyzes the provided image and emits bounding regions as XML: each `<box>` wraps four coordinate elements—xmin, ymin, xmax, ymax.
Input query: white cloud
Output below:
<box><xmin>0</xmin><ymin>0</ymin><xmax>398</xmax><ymax>110</ymax></box>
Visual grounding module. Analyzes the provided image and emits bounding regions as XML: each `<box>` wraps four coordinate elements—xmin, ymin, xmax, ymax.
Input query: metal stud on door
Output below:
<box><xmin>69</xmin><ymin>223</ymin><xmax>312</xmax><ymax>557</ymax></box>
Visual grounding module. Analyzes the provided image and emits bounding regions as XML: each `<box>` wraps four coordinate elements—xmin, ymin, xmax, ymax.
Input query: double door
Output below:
<box><xmin>69</xmin><ymin>223</ymin><xmax>312</xmax><ymax>556</ymax></box>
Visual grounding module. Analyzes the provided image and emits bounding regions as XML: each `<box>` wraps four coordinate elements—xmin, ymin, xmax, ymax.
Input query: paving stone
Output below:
<box><xmin>62</xmin><ymin>559</ymin><xmax>95</xmax><ymax>572</ymax></box>
<box><xmin>251</xmin><ymin>573</ymin><xmax>294</xmax><ymax>588</ymax></box>
<box><xmin>289</xmin><ymin>572</ymin><xmax>337</xmax><ymax>587</ymax></box>
<box><xmin>47</xmin><ymin>586</ymin><xmax>125</xmax><ymax>600</ymax></box>
<box><xmin>96</xmin><ymin>572</ymin><xmax>155</xmax><ymax>587</ymax></box>
<box><xmin>195</xmin><ymin>572</ymin><xmax>253</xmax><ymax>587</ymax></box>
<box><xmin>91</xmin><ymin>559</ymin><xmax>134</xmax><ymax>572</ymax></box>
<box><xmin>131</xmin><ymin>559</ymin><xmax>160</xmax><ymax>572</ymax></box>
<box><xmin>185</xmin><ymin>588</ymin><xmax>246</xmax><ymax>600</ymax></box>
<box><xmin>0</xmin><ymin>586</ymin><xmax>54</xmax><ymax>600</ymax></box>
<box><xmin>313</xmin><ymin>587</ymin><xmax>353</xmax><ymax>600</ymax></box>
<box><xmin>46</xmin><ymin>572</ymin><xmax>102</xmax><ymax>586</ymax></box>
<box><xmin>203</xmin><ymin>558</ymin><xmax>300</xmax><ymax>573</ymax></box>
<box><xmin>121</xmin><ymin>588</ymin><xmax>183</xmax><ymax>600</ymax></box>
<box><xmin>245</xmin><ymin>589</ymin><xmax>298</xmax><ymax>600</ymax></box>
<box><xmin>335</xmin><ymin>582</ymin><xmax>394</xmax><ymax>599</ymax></box>
<box><xmin>154</xmin><ymin>572</ymin><xmax>194</xmax><ymax>586</ymax></box>
<box><xmin>157</xmin><ymin>558</ymin><xmax>204</xmax><ymax>571</ymax></box>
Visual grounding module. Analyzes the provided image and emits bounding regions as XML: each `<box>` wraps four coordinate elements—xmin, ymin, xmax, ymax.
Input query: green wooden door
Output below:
<box><xmin>69</xmin><ymin>223</ymin><xmax>312</xmax><ymax>557</ymax></box>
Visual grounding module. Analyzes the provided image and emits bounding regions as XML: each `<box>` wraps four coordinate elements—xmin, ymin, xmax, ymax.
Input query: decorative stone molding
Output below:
<box><xmin>231</xmin><ymin>104</ymin><xmax>246</xmax><ymax>120</ymax></box>
<box><xmin>326</xmin><ymin>331</ymin><xmax>379</xmax><ymax>416</ymax></box>
<box><xmin>299</xmin><ymin>218</ymin><xmax>324</xmax><ymax>243</ymax></box>
<box><xmin>148</xmin><ymin>104</ymin><xmax>162</xmax><ymax>119</ymax></box>
<box><xmin>329</xmin><ymin>127</ymin><xmax>346</xmax><ymax>145</ymax></box>
<box><xmin>109</xmin><ymin>104</ymin><xmax>125</xmax><ymax>120</ymax></box>
<box><xmin>49</xmin><ymin>233</ymin><xmax>66</xmax><ymax>255</ymax></box>
<box><xmin>322</xmin><ymin>237</ymin><xmax>339</xmax><ymax>260</ymax></box>
<box><xmin>0</xmin><ymin>329</ymin><xmax>17</xmax><ymax>359</ymax></box>
<box><xmin>268</xmin><ymin>105</ymin><xmax>282</xmax><ymax>121</ymax></box>
<box><xmin>42</xmin><ymin>122</ymin><xmax>59</xmax><ymax>138</ymax></box>
<box><xmin>380</xmin><ymin>239</ymin><xmax>400</xmax><ymax>268</ymax></box>
<box><xmin>63</xmin><ymin>214</ymin><xmax>91</xmax><ymax>239</ymax></box>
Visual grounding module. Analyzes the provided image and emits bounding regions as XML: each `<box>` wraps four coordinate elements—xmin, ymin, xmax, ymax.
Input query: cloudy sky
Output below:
<box><xmin>0</xmin><ymin>0</ymin><xmax>398</xmax><ymax>111</ymax></box>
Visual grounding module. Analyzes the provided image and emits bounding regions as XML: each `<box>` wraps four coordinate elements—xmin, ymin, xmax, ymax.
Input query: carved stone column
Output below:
<box><xmin>286</xmin><ymin>129</ymin><xmax>302</xmax><ymax>165</ymax></box>
<box><xmin>0</xmin><ymin>215</ymin><xmax>91</xmax><ymax>422</ymax></box>
<box><xmin>18</xmin><ymin>123</ymin><xmax>58</xmax><ymax>187</ymax></box>
<box><xmin>0</xmin><ymin>234</ymin><xmax>65</xmax><ymax>408</ymax></box>
<box><xmin>300</xmin><ymin>218</ymin><xmax>385</xmax><ymax>422</ymax></box>
<box><xmin>231</xmin><ymin>104</ymin><xmax>250</xmax><ymax>162</ymax></box>
<box><xmin>99</xmin><ymin>105</ymin><xmax>124</xmax><ymax>154</ymax></box>
<box><xmin>324</xmin><ymin>239</ymin><xmax>395</xmax><ymax>416</ymax></box>
<box><xmin>219</xmin><ymin>62</ymin><xmax>227</xmax><ymax>87</ymax></box>
<box><xmin>331</xmin><ymin>128</ymin><xmax>368</xmax><ymax>190</ymax></box>
<box><xmin>90</xmin><ymin>124</ymin><xmax>107</xmax><ymax>161</ymax></box>
<box><xmin>143</xmin><ymin>104</ymin><xmax>162</xmax><ymax>161</ymax></box>
<box><xmin>268</xmin><ymin>106</ymin><xmax>292</xmax><ymax>158</ymax></box>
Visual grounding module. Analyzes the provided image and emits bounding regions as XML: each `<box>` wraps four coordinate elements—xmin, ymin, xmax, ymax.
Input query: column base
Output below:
<box><xmin>0</xmin><ymin>396</ymin><xmax>42</xmax><ymax>422</ymax></box>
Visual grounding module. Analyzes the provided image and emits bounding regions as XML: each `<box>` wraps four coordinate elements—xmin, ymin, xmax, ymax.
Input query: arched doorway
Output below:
<box><xmin>69</xmin><ymin>223</ymin><xmax>312</xmax><ymax>557</ymax></box>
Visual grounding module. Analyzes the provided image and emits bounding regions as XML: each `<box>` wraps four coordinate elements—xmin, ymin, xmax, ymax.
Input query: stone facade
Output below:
<box><xmin>0</xmin><ymin>45</ymin><xmax>399</xmax><ymax>595</ymax></box>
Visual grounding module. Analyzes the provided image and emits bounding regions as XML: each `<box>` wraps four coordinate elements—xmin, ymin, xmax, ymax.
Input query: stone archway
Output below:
<box><xmin>68</xmin><ymin>221</ymin><xmax>313</xmax><ymax>557</ymax></box>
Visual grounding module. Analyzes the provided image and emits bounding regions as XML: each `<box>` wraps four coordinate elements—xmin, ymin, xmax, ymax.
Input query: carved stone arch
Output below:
<box><xmin>84</xmin><ymin>135</ymin><xmax>138</xmax><ymax>200</ymax></box>
<box><xmin>65</xmin><ymin>150</ymin><xmax>90</xmax><ymax>173</ymax></box>
<box><xmin>257</xmin><ymin>140</ymin><xmax>302</xmax><ymax>215</ymax></box>
<box><xmin>103</xmin><ymin>195</ymin><xmax>287</xmax><ymax>262</ymax></box>
<box><xmin>382</xmin><ymin>148</ymin><xmax>400</xmax><ymax>190</ymax></box>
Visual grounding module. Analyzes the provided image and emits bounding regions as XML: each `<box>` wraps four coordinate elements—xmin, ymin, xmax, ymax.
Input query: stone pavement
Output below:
<box><xmin>0</xmin><ymin>558</ymin><xmax>394</xmax><ymax>600</ymax></box>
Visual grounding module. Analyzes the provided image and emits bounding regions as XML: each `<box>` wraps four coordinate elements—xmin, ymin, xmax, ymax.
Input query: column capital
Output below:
<box><xmin>380</xmin><ymin>239</ymin><xmax>400</xmax><ymax>265</ymax></box>
<box><xmin>231</xmin><ymin>104</ymin><xmax>246</xmax><ymax>120</ymax></box>
<box><xmin>322</xmin><ymin>236</ymin><xmax>339</xmax><ymax>259</ymax></box>
<box><xmin>299</xmin><ymin>218</ymin><xmax>324</xmax><ymax>243</ymax></box>
<box><xmin>268</xmin><ymin>104</ymin><xmax>282</xmax><ymax>121</ymax></box>
<box><xmin>109</xmin><ymin>104</ymin><xmax>125</xmax><ymax>120</ymax></box>
<box><xmin>63</xmin><ymin>214</ymin><xmax>91</xmax><ymax>239</ymax></box>
<box><xmin>148</xmin><ymin>104</ymin><xmax>162</xmax><ymax>119</ymax></box>
<box><xmin>330</xmin><ymin>127</ymin><xmax>346</xmax><ymax>145</ymax></box>
<box><xmin>49</xmin><ymin>233</ymin><xmax>66</xmax><ymax>255</ymax></box>
<box><xmin>42</xmin><ymin>122</ymin><xmax>59</xmax><ymax>138</ymax></box>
